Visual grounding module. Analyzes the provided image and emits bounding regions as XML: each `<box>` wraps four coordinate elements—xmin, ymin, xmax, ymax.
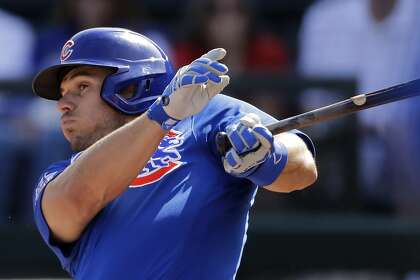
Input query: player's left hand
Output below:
<box><xmin>222</xmin><ymin>113</ymin><xmax>288</xmax><ymax>186</ymax></box>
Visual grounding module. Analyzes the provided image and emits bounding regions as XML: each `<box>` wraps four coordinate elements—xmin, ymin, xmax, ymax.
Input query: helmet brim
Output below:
<box><xmin>32</xmin><ymin>62</ymin><xmax>118</xmax><ymax>100</ymax></box>
<box><xmin>33</xmin><ymin>64</ymin><xmax>85</xmax><ymax>100</ymax></box>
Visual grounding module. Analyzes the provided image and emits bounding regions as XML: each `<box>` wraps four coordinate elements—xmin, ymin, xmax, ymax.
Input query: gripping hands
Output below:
<box><xmin>147</xmin><ymin>48</ymin><xmax>230</xmax><ymax>129</ymax></box>
<box><xmin>223</xmin><ymin>113</ymin><xmax>288</xmax><ymax>186</ymax></box>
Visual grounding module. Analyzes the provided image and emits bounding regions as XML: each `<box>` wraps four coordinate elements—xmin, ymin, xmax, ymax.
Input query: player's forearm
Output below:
<box><xmin>264</xmin><ymin>133</ymin><xmax>317</xmax><ymax>193</ymax></box>
<box><xmin>46</xmin><ymin>114</ymin><xmax>166</xmax><ymax>221</ymax></box>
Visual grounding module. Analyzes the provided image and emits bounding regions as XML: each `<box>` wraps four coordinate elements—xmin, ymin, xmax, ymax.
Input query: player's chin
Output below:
<box><xmin>69</xmin><ymin>137</ymin><xmax>87</xmax><ymax>152</ymax></box>
<box><xmin>70</xmin><ymin>143</ymin><xmax>84</xmax><ymax>152</ymax></box>
<box><xmin>63</xmin><ymin>129</ymin><xmax>83</xmax><ymax>151</ymax></box>
<box><xmin>62</xmin><ymin>127</ymin><xmax>75</xmax><ymax>142</ymax></box>
<box><xmin>70</xmin><ymin>133</ymin><xmax>98</xmax><ymax>152</ymax></box>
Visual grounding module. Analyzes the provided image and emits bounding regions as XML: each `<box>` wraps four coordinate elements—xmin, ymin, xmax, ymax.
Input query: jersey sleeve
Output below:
<box><xmin>32</xmin><ymin>155</ymin><xmax>82</xmax><ymax>275</ymax></box>
<box><xmin>192</xmin><ymin>95</ymin><xmax>315</xmax><ymax>157</ymax></box>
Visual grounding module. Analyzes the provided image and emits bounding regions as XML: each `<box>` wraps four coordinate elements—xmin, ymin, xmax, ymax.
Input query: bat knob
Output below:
<box><xmin>216</xmin><ymin>132</ymin><xmax>231</xmax><ymax>156</ymax></box>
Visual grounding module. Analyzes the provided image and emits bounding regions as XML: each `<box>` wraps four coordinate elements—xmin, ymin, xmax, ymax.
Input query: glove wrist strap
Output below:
<box><xmin>247</xmin><ymin>141</ymin><xmax>288</xmax><ymax>186</ymax></box>
<box><xmin>147</xmin><ymin>97</ymin><xmax>180</xmax><ymax>130</ymax></box>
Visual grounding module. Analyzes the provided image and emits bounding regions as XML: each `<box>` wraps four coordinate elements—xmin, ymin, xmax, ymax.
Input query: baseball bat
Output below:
<box><xmin>216</xmin><ymin>78</ymin><xmax>420</xmax><ymax>155</ymax></box>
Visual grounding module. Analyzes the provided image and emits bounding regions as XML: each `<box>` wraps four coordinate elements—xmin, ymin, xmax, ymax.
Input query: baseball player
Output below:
<box><xmin>32</xmin><ymin>28</ymin><xmax>317</xmax><ymax>279</ymax></box>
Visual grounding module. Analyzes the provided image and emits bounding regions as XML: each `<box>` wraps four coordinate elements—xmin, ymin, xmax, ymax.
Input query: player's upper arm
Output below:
<box><xmin>41</xmin><ymin>176</ymin><xmax>96</xmax><ymax>243</ymax></box>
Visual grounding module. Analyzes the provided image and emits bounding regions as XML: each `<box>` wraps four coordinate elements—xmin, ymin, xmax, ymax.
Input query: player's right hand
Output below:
<box><xmin>147</xmin><ymin>48</ymin><xmax>230</xmax><ymax>129</ymax></box>
<box><xmin>222</xmin><ymin>113</ymin><xmax>289</xmax><ymax>186</ymax></box>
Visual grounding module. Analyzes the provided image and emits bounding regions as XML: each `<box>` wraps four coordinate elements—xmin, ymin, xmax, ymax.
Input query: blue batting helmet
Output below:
<box><xmin>32</xmin><ymin>27</ymin><xmax>174</xmax><ymax>115</ymax></box>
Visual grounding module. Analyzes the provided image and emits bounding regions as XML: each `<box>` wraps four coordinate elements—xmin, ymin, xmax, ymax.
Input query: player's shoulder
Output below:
<box><xmin>193</xmin><ymin>94</ymin><xmax>247</xmax><ymax>125</ymax></box>
<box><xmin>43</xmin><ymin>160</ymin><xmax>70</xmax><ymax>175</ymax></box>
<box><xmin>201</xmin><ymin>94</ymin><xmax>261</xmax><ymax>116</ymax></box>
<box><xmin>211</xmin><ymin>94</ymin><xmax>257</xmax><ymax>106</ymax></box>
<box><xmin>206</xmin><ymin>94</ymin><xmax>241</xmax><ymax>110</ymax></box>
<box><xmin>194</xmin><ymin>94</ymin><xmax>277</xmax><ymax>127</ymax></box>
<box><xmin>34</xmin><ymin>153</ymin><xmax>81</xmax><ymax>204</ymax></box>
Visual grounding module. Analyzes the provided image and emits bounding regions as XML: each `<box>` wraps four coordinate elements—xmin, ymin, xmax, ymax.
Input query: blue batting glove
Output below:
<box><xmin>223</xmin><ymin>113</ymin><xmax>288</xmax><ymax>186</ymax></box>
<box><xmin>147</xmin><ymin>48</ymin><xmax>230</xmax><ymax>129</ymax></box>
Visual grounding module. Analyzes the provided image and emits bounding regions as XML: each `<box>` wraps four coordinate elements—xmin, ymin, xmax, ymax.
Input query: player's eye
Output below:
<box><xmin>79</xmin><ymin>84</ymin><xmax>88</xmax><ymax>92</ymax></box>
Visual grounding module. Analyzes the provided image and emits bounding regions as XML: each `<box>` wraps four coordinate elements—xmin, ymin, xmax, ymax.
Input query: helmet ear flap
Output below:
<box><xmin>132</xmin><ymin>78</ymin><xmax>152</xmax><ymax>101</ymax></box>
<box><xmin>101</xmin><ymin>69</ymin><xmax>168</xmax><ymax>115</ymax></box>
<box><xmin>115</xmin><ymin>78</ymin><xmax>152</xmax><ymax>102</ymax></box>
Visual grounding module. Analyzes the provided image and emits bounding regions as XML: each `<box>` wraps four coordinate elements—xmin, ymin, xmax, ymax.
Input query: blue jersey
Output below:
<box><xmin>33</xmin><ymin>95</ymin><xmax>314</xmax><ymax>280</ymax></box>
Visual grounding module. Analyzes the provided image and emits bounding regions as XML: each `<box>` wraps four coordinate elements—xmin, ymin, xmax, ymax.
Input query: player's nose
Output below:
<box><xmin>57</xmin><ymin>93</ymin><xmax>76</xmax><ymax>113</ymax></box>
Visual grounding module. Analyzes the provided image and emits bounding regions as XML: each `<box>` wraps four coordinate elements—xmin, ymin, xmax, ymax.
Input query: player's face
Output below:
<box><xmin>58</xmin><ymin>66</ymin><xmax>127</xmax><ymax>152</ymax></box>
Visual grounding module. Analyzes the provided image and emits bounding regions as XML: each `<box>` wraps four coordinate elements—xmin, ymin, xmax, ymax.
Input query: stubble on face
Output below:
<box><xmin>69</xmin><ymin>112</ymin><xmax>128</xmax><ymax>152</ymax></box>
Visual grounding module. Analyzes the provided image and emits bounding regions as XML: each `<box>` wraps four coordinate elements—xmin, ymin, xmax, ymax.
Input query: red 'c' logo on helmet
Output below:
<box><xmin>61</xmin><ymin>40</ymin><xmax>74</xmax><ymax>62</ymax></box>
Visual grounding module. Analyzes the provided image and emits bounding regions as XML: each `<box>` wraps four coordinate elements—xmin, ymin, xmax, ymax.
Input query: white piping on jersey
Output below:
<box><xmin>71</xmin><ymin>152</ymin><xmax>83</xmax><ymax>164</ymax></box>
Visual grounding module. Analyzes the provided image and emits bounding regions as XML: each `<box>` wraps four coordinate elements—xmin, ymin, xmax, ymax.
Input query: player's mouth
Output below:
<box><xmin>61</xmin><ymin>124</ymin><xmax>78</xmax><ymax>144</ymax></box>
<box><xmin>61</xmin><ymin>116</ymin><xmax>77</xmax><ymax>128</ymax></box>
<box><xmin>60</xmin><ymin>116</ymin><xmax>79</xmax><ymax>138</ymax></box>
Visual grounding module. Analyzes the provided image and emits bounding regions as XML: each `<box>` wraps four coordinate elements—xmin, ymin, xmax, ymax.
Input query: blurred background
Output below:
<box><xmin>1</xmin><ymin>0</ymin><xmax>420</xmax><ymax>279</ymax></box>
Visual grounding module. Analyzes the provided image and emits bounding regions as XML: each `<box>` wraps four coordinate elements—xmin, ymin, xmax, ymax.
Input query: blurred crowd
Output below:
<box><xmin>1</xmin><ymin>0</ymin><xmax>420</xmax><ymax>227</ymax></box>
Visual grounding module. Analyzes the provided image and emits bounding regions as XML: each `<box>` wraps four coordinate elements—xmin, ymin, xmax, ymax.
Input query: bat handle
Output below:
<box><xmin>216</xmin><ymin>132</ymin><xmax>231</xmax><ymax>156</ymax></box>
